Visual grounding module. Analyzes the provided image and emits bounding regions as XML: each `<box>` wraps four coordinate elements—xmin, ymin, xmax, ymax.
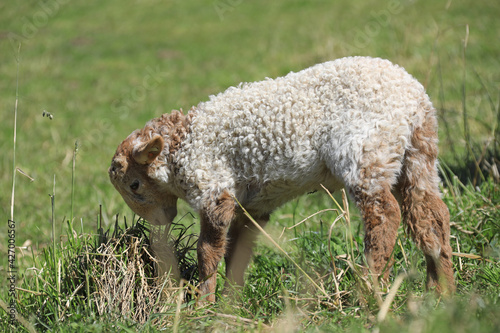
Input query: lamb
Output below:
<box><xmin>109</xmin><ymin>56</ymin><xmax>455</xmax><ymax>302</ymax></box>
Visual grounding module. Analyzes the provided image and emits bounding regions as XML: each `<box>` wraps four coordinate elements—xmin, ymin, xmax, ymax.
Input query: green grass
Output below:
<box><xmin>2</xmin><ymin>179</ymin><xmax>499</xmax><ymax>332</ymax></box>
<box><xmin>1</xmin><ymin>0</ymin><xmax>499</xmax><ymax>331</ymax></box>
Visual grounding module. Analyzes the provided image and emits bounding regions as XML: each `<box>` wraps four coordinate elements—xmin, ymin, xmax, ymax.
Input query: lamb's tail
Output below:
<box><xmin>399</xmin><ymin>105</ymin><xmax>455</xmax><ymax>293</ymax></box>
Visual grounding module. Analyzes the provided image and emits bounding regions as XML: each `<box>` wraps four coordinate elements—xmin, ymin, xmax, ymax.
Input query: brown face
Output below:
<box><xmin>108</xmin><ymin>133</ymin><xmax>178</xmax><ymax>225</ymax></box>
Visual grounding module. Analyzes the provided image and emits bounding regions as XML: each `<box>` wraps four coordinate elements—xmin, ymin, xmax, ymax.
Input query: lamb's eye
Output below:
<box><xmin>130</xmin><ymin>180</ymin><xmax>140</xmax><ymax>191</ymax></box>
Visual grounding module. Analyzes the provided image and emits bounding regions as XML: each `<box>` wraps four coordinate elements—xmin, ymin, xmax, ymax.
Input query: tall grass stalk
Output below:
<box><xmin>51</xmin><ymin>175</ymin><xmax>56</xmax><ymax>266</ymax></box>
<box><xmin>460</xmin><ymin>25</ymin><xmax>485</xmax><ymax>184</ymax></box>
<box><xmin>462</xmin><ymin>24</ymin><xmax>470</xmax><ymax>152</ymax></box>
<box><xmin>10</xmin><ymin>43</ymin><xmax>21</xmax><ymax>222</ymax></box>
<box><xmin>50</xmin><ymin>175</ymin><xmax>61</xmax><ymax>321</ymax></box>
<box><xmin>70</xmin><ymin>140</ymin><xmax>78</xmax><ymax>226</ymax></box>
<box><xmin>496</xmin><ymin>92</ymin><xmax>500</xmax><ymax>158</ymax></box>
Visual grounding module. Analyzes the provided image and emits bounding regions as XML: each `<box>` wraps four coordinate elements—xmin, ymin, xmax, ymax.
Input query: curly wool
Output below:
<box><xmin>162</xmin><ymin>56</ymin><xmax>432</xmax><ymax>215</ymax></box>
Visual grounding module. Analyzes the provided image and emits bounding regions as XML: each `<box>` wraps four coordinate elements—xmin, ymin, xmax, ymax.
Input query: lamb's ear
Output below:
<box><xmin>132</xmin><ymin>135</ymin><xmax>165</xmax><ymax>165</ymax></box>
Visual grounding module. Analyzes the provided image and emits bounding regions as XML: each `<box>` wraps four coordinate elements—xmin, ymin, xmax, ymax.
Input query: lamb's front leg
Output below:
<box><xmin>197</xmin><ymin>191</ymin><xmax>236</xmax><ymax>303</ymax></box>
<box><xmin>197</xmin><ymin>215</ymin><xmax>227</xmax><ymax>302</ymax></box>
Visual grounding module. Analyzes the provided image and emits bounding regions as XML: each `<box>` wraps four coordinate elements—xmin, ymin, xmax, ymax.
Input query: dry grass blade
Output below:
<box><xmin>452</xmin><ymin>252</ymin><xmax>483</xmax><ymax>260</ymax></box>
<box><xmin>0</xmin><ymin>298</ymin><xmax>36</xmax><ymax>333</ymax></box>
<box><xmin>320</xmin><ymin>185</ymin><xmax>346</xmax><ymax>213</ymax></box>
<box><xmin>397</xmin><ymin>238</ymin><xmax>409</xmax><ymax>267</ymax></box>
<box><xmin>59</xmin><ymin>283</ymin><xmax>84</xmax><ymax>320</ymax></box>
<box><xmin>10</xmin><ymin>43</ymin><xmax>21</xmax><ymax>222</ymax></box>
<box><xmin>450</xmin><ymin>222</ymin><xmax>475</xmax><ymax>235</ymax></box>
<box><xmin>453</xmin><ymin>236</ymin><xmax>463</xmax><ymax>271</ymax></box>
<box><xmin>321</xmin><ymin>186</ymin><xmax>353</xmax><ymax>310</ymax></box>
<box><xmin>288</xmin><ymin>208</ymin><xmax>340</xmax><ymax>229</ymax></box>
<box><xmin>16</xmin><ymin>167</ymin><xmax>34</xmax><ymax>182</ymax></box>
<box><xmin>14</xmin><ymin>287</ymin><xmax>45</xmax><ymax>296</ymax></box>
<box><xmin>173</xmin><ymin>279</ymin><xmax>185</xmax><ymax>333</ymax></box>
<box><xmin>377</xmin><ymin>273</ymin><xmax>408</xmax><ymax>323</ymax></box>
<box><xmin>206</xmin><ymin>309</ymin><xmax>271</xmax><ymax>328</ymax></box>
<box><xmin>233</xmin><ymin>196</ymin><xmax>330</xmax><ymax>299</ymax></box>
<box><xmin>328</xmin><ymin>212</ymin><xmax>347</xmax><ymax>309</ymax></box>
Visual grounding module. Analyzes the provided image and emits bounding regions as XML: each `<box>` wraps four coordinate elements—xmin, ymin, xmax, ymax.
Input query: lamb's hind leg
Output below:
<box><xmin>400</xmin><ymin>116</ymin><xmax>455</xmax><ymax>294</ymax></box>
<box><xmin>400</xmin><ymin>175</ymin><xmax>455</xmax><ymax>294</ymax></box>
<box><xmin>353</xmin><ymin>184</ymin><xmax>402</xmax><ymax>281</ymax></box>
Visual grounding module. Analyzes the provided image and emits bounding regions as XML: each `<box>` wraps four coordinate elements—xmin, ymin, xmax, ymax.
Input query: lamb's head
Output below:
<box><xmin>109</xmin><ymin>131</ymin><xmax>177</xmax><ymax>226</ymax></box>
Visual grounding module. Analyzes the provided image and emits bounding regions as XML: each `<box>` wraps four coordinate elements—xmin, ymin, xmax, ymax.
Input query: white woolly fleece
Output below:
<box><xmin>158</xmin><ymin>56</ymin><xmax>434</xmax><ymax>216</ymax></box>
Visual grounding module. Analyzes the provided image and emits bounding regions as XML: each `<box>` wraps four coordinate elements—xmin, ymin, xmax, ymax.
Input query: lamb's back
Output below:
<box><xmin>177</xmin><ymin>57</ymin><xmax>430</xmax><ymax>202</ymax></box>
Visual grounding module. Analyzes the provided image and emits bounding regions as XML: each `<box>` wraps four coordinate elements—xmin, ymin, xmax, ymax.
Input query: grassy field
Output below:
<box><xmin>1</xmin><ymin>0</ymin><xmax>499</xmax><ymax>331</ymax></box>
